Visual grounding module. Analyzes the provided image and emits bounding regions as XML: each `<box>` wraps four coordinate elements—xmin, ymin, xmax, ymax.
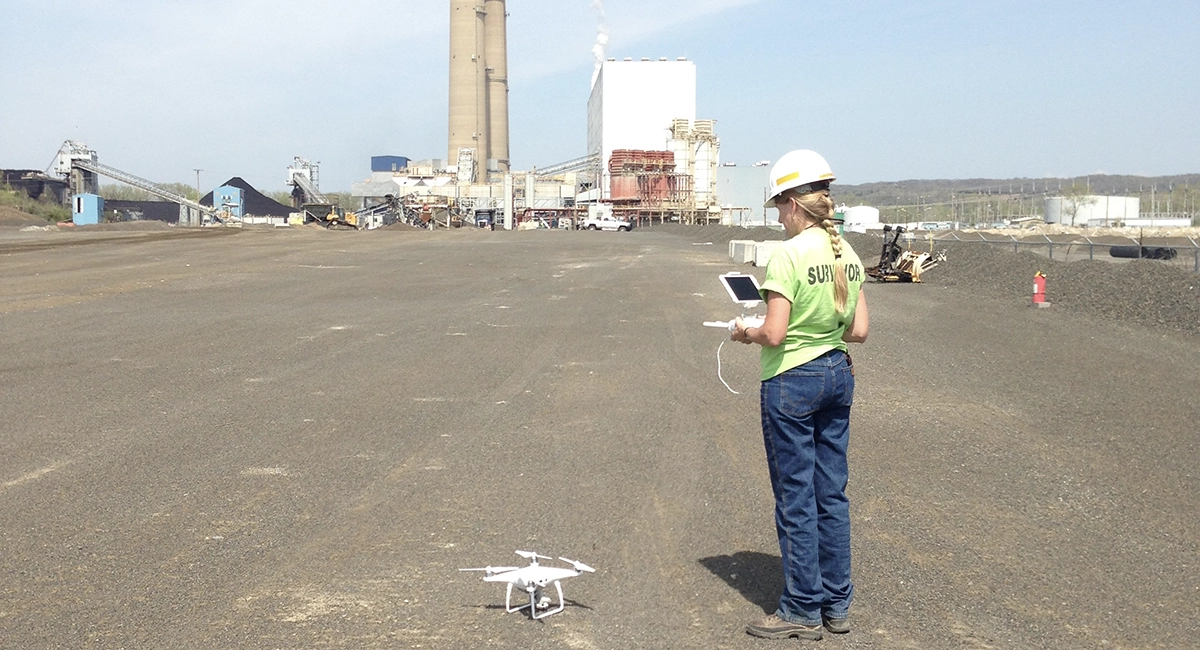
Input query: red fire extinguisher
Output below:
<box><xmin>1032</xmin><ymin>271</ymin><xmax>1047</xmax><ymax>305</ymax></box>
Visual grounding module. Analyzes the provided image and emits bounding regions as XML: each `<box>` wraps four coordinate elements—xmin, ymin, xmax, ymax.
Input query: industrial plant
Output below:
<box><xmin>7</xmin><ymin>2</ymin><xmax>1175</xmax><ymax>233</ymax></box>
<box><xmin>349</xmin><ymin>1</ymin><xmax>733</xmax><ymax>230</ymax></box>
<box><xmin>11</xmin><ymin>0</ymin><xmax>747</xmax><ymax>232</ymax></box>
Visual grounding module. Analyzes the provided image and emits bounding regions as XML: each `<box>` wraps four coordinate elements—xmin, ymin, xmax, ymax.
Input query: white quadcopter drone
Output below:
<box><xmin>460</xmin><ymin>550</ymin><xmax>595</xmax><ymax>619</ymax></box>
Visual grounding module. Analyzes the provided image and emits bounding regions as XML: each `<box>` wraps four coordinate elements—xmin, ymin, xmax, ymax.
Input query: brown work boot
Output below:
<box><xmin>822</xmin><ymin>614</ymin><xmax>850</xmax><ymax>634</ymax></box>
<box><xmin>745</xmin><ymin>613</ymin><xmax>823</xmax><ymax>640</ymax></box>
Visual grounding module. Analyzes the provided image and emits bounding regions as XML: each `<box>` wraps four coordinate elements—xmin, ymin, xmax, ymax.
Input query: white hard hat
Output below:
<box><xmin>763</xmin><ymin>149</ymin><xmax>835</xmax><ymax>208</ymax></box>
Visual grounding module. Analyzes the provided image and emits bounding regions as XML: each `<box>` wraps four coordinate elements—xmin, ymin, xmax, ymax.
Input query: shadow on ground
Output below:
<box><xmin>699</xmin><ymin>551</ymin><xmax>782</xmax><ymax>614</ymax></box>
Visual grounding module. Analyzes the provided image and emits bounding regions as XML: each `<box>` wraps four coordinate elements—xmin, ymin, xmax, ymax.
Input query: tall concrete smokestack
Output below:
<box><xmin>483</xmin><ymin>0</ymin><xmax>509</xmax><ymax>173</ymax></box>
<box><xmin>448</xmin><ymin>1</ymin><xmax>487</xmax><ymax>174</ymax></box>
<box><xmin>473</xmin><ymin>2</ymin><xmax>489</xmax><ymax>172</ymax></box>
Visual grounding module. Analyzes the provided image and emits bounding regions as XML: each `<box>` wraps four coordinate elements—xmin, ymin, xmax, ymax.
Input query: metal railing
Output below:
<box><xmin>926</xmin><ymin>231</ymin><xmax>1200</xmax><ymax>274</ymax></box>
<box><xmin>289</xmin><ymin>171</ymin><xmax>328</xmax><ymax>205</ymax></box>
<box><xmin>535</xmin><ymin>153</ymin><xmax>601</xmax><ymax>176</ymax></box>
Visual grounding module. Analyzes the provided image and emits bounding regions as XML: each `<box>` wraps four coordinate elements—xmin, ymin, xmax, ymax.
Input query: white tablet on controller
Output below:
<box><xmin>718</xmin><ymin>273</ymin><xmax>763</xmax><ymax>308</ymax></box>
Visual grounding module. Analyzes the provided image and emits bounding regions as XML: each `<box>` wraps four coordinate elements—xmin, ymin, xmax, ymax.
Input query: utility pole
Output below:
<box><xmin>193</xmin><ymin>169</ymin><xmax>203</xmax><ymax>201</ymax></box>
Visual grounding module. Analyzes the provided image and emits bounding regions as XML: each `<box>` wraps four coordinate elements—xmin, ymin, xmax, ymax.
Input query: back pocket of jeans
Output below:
<box><xmin>778</xmin><ymin>370</ymin><xmax>826</xmax><ymax>417</ymax></box>
<box><xmin>840</xmin><ymin>366</ymin><xmax>855</xmax><ymax>407</ymax></box>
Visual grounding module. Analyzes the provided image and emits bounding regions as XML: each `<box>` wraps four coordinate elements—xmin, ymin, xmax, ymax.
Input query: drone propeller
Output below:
<box><xmin>515</xmin><ymin>550</ymin><xmax>552</xmax><ymax>561</ymax></box>
<box><xmin>558</xmin><ymin>557</ymin><xmax>596</xmax><ymax>573</ymax></box>
<box><xmin>459</xmin><ymin>566</ymin><xmax>519</xmax><ymax>574</ymax></box>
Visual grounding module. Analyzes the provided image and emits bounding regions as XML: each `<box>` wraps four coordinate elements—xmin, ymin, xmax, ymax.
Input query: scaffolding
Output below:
<box><xmin>605</xmin><ymin>147</ymin><xmax>715</xmax><ymax>224</ymax></box>
<box><xmin>669</xmin><ymin>118</ymin><xmax>719</xmax><ymax>216</ymax></box>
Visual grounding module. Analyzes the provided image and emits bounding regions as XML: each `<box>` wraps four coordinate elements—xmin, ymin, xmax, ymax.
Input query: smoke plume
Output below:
<box><xmin>591</xmin><ymin>0</ymin><xmax>609</xmax><ymax>87</ymax></box>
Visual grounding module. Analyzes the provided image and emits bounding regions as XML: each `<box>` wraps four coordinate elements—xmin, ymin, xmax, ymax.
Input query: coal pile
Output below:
<box><xmin>200</xmin><ymin>177</ymin><xmax>292</xmax><ymax>217</ymax></box>
<box><xmin>645</xmin><ymin>224</ymin><xmax>1200</xmax><ymax>335</ymax></box>
<box><xmin>104</xmin><ymin>199</ymin><xmax>182</xmax><ymax>222</ymax></box>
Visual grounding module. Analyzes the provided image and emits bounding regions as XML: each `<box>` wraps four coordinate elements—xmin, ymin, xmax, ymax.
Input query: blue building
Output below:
<box><xmin>371</xmin><ymin>155</ymin><xmax>410</xmax><ymax>172</ymax></box>
<box><xmin>72</xmin><ymin>193</ymin><xmax>104</xmax><ymax>225</ymax></box>
<box><xmin>213</xmin><ymin>185</ymin><xmax>244</xmax><ymax>219</ymax></box>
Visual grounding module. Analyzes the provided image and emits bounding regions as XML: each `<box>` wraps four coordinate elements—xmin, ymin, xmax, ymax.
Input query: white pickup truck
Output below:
<box><xmin>581</xmin><ymin>214</ymin><xmax>633</xmax><ymax>231</ymax></box>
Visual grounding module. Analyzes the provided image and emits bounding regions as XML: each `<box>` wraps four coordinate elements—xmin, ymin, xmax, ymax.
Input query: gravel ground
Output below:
<box><xmin>1</xmin><ymin>226</ymin><xmax>1196</xmax><ymax>649</ymax></box>
<box><xmin>645</xmin><ymin>224</ymin><xmax>1200</xmax><ymax>335</ymax></box>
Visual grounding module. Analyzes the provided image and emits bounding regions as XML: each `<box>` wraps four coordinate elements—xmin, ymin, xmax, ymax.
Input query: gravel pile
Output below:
<box><xmin>0</xmin><ymin>206</ymin><xmax>47</xmax><ymax>227</ymax></box>
<box><xmin>650</xmin><ymin>223</ymin><xmax>786</xmax><ymax>246</ymax></box>
<box><xmin>646</xmin><ymin>224</ymin><xmax>1200</xmax><ymax>335</ymax></box>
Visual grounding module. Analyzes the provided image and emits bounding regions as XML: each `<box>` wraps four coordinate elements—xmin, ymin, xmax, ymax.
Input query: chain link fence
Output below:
<box><xmin>922</xmin><ymin>232</ymin><xmax>1200</xmax><ymax>274</ymax></box>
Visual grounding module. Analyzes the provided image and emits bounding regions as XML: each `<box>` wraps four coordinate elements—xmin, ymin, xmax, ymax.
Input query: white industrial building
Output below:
<box><xmin>588</xmin><ymin>57</ymin><xmax>696</xmax><ymax>179</ymax></box>
<box><xmin>717</xmin><ymin>164</ymin><xmax>771</xmax><ymax>226</ymax></box>
<box><xmin>584</xmin><ymin>57</ymin><xmax>722</xmax><ymax>220</ymax></box>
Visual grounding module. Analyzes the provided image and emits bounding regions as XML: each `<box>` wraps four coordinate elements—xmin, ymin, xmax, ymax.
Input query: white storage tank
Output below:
<box><xmin>839</xmin><ymin>205</ymin><xmax>881</xmax><ymax>233</ymax></box>
<box><xmin>1044</xmin><ymin>195</ymin><xmax>1139</xmax><ymax>226</ymax></box>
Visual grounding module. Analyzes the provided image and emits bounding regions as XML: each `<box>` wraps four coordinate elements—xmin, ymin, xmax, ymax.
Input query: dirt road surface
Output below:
<box><xmin>1</xmin><ymin>226</ymin><xmax>1196</xmax><ymax>649</ymax></box>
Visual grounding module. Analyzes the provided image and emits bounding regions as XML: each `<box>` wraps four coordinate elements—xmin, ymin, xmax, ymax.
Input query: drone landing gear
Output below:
<box><xmin>504</xmin><ymin>581</ymin><xmax>565</xmax><ymax>619</ymax></box>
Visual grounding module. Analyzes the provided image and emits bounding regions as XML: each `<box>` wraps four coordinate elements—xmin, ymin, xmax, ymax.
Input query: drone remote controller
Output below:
<box><xmin>705</xmin><ymin>273</ymin><xmax>767</xmax><ymax>333</ymax></box>
<box><xmin>703</xmin><ymin>316</ymin><xmax>764</xmax><ymax>331</ymax></box>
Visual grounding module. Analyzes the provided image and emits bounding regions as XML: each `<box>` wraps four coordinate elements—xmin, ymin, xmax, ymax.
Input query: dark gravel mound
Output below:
<box><xmin>925</xmin><ymin>241</ymin><xmax>1200</xmax><ymax>333</ymax></box>
<box><xmin>200</xmin><ymin>177</ymin><xmax>292</xmax><ymax>217</ymax></box>
<box><xmin>646</xmin><ymin>224</ymin><xmax>1200</xmax><ymax>335</ymax></box>
<box><xmin>644</xmin><ymin>223</ymin><xmax>785</xmax><ymax>245</ymax></box>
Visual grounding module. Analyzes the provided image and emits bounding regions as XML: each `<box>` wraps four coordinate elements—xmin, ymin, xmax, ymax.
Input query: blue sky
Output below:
<box><xmin>2</xmin><ymin>0</ymin><xmax>1197</xmax><ymax>194</ymax></box>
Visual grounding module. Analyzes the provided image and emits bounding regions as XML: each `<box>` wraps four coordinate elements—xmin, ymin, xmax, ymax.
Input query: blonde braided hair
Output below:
<box><xmin>786</xmin><ymin>187</ymin><xmax>850</xmax><ymax>313</ymax></box>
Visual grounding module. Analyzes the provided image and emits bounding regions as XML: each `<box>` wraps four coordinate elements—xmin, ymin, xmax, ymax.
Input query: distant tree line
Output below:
<box><xmin>99</xmin><ymin>182</ymin><xmax>199</xmax><ymax>202</ymax></box>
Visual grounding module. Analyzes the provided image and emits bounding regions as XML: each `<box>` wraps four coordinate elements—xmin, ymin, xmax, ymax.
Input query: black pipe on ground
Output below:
<box><xmin>1110</xmin><ymin>246</ymin><xmax>1178</xmax><ymax>260</ymax></box>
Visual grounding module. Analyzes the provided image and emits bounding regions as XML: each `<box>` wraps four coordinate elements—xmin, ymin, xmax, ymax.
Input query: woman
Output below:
<box><xmin>734</xmin><ymin>149</ymin><xmax>869</xmax><ymax>641</ymax></box>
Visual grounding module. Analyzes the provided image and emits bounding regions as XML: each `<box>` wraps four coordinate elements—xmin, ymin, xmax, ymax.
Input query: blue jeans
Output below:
<box><xmin>760</xmin><ymin>350</ymin><xmax>855</xmax><ymax>625</ymax></box>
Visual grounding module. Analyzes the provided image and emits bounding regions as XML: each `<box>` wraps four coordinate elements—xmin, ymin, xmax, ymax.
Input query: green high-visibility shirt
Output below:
<box><xmin>758</xmin><ymin>228</ymin><xmax>865</xmax><ymax>381</ymax></box>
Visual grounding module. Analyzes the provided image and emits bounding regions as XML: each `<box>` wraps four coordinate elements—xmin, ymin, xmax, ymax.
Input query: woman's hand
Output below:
<box><xmin>733</xmin><ymin>292</ymin><xmax>791</xmax><ymax>347</ymax></box>
<box><xmin>732</xmin><ymin>317</ymin><xmax>754</xmax><ymax>344</ymax></box>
